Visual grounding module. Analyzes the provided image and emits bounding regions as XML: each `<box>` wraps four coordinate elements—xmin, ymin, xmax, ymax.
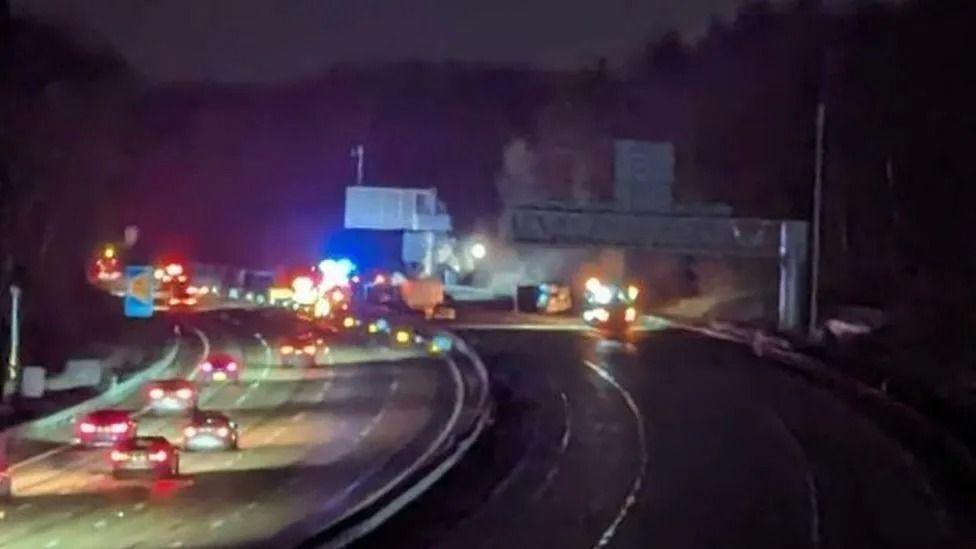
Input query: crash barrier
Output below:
<box><xmin>270</xmin><ymin>329</ymin><xmax>492</xmax><ymax>548</ymax></box>
<box><xmin>1</xmin><ymin>341</ymin><xmax>180</xmax><ymax>443</ymax></box>
<box><xmin>653</xmin><ymin>314</ymin><xmax>976</xmax><ymax>527</ymax></box>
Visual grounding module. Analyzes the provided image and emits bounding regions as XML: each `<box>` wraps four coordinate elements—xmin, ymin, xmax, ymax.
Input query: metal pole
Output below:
<box><xmin>809</xmin><ymin>103</ymin><xmax>826</xmax><ymax>337</ymax></box>
<box><xmin>4</xmin><ymin>285</ymin><xmax>21</xmax><ymax>403</ymax></box>
<box><xmin>351</xmin><ymin>144</ymin><xmax>365</xmax><ymax>185</ymax></box>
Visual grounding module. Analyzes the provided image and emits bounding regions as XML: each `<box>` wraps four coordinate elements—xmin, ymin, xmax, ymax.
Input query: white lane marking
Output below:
<box><xmin>533</xmin><ymin>391</ymin><xmax>573</xmax><ymax>499</ymax></box>
<box><xmin>291</xmin><ymin>411</ymin><xmax>306</xmax><ymax>422</ymax></box>
<box><xmin>246</xmin><ymin>501</ymin><xmax>259</xmax><ymax>510</ymax></box>
<box><xmin>16</xmin><ymin>503</ymin><xmax>32</xmax><ymax>511</ymax></box>
<box><xmin>133</xmin><ymin>502</ymin><xmax>146</xmax><ymax>511</ymax></box>
<box><xmin>169</xmin><ymin>541</ymin><xmax>184</xmax><ymax>548</ymax></box>
<box><xmin>767</xmin><ymin>412</ymin><xmax>821</xmax><ymax>549</ymax></box>
<box><xmin>583</xmin><ymin>360</ymin><xmax>648</xmax><ymax>549</ymax></box>
<box><xmin>93</xmin><ymin>519</ymin><xmax>107</xmax><ymax>529</ymax></box>
<box><xmin>327</xmin><ymin>354</ymin><xmax>465</xmax><ymax>522</ymax></box>
<box><xmin>210</xmin><ymin>518</ymin><xmax>225</xmax><ymax>529</ymax></box>
<box><xmin>44</xmin><ymin>540</ymin><xmax>60</xmax><ymax>548</ymax></box>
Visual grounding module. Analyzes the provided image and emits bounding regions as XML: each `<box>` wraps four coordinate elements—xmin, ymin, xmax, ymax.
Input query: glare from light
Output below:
<box><xmin>80</xmin><ymin>422</ymin><xmax>96</xmax><ymax>433</ymax></box>
<box><xmin>103</xmin><ymin>246</ymin><xmax>116</xmax><ymax>259</ymax></box>
<box><xmin>216</xmin><ymin>427</ymin><xmax>230</xmax><ymax>438</ymax></box>
<box><xmin>148</xmin><ymin>450</ymin><xmax>168</xmax><ymax>462</ymax></box>
<box><xmin>176</xmin><ymin>388</ymin><xmax>194</xmax><ymax>400</ymax></box>
<box><xmin>627</xmin><ymin>285</ymin><xmax>639</xmax><ymax>301</ymax></box>
<box><xmin>292</xmin><ymin>276</ymin><xmax>316</xmax><ymax>305</ymax></box>
<box><xmin>303</xmin><ymin>345</ymin><xmax>317</xmax><ymax>355</ymax></box>
<box><xmin>318</xmin><ymin>258</ymin><xmax>355</xmax><ymax>289</ymax></box>
<box><xmin>583</xmin><ymin>307</ymin><xmax>610</xmax><ymax>323</ymax></box>
<box><xmin>585</xmin><ymin>277</ymin><xmax>602</xmax><ymax>293</ymax></box>
<box><xmin>593</xmin><ymin>285</ymin><xmax>613</xmax><ymax>305</ymax></box>
<box><xmin>470</xmin><ymin>242</ymin><xmax>487</xmax><ymax>260</ymax></box>
<box><xmin>200</xmin><ymin>361</ymin><xmax>213</xmax><ymax>372</ymax></box>
<box><xmin>280</xmin><ymin>345</ymin><xmax>294</xmax><ymax>355</ymax></box>
<box><xmin>226</xmin><ymin>361</ymin><xmax>238</xmax><ymax>371</ymax></box>
<box><xmin>164</xmin><ymin>263</ymin><xmax>183</xmax><ymax>277</ymax></box>
<box><xmin>625</xmin><ymin>307</ymin><xmax>637</xmax><ymax>323</ymax></box>
<box><xmin>149</xmin><ymin>388</ymin><xmax>164</xmax><ymax>399</ymax></box>
<box><xmin>395</xmin><ymin>330</ymin><xmax>410</xmax><ymax>343</ymax></box>
<box><xmin>342</xmin><ymin>316</ymin><xmax>355</xmax><ymax>328</ymax></box>
<box><xmin>110</xmin><ymin>450</ymin><xmax>130</xmax><ymax>462</ymax></box>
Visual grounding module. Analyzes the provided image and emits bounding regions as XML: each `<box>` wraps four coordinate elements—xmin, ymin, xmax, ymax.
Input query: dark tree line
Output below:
<box><xmin>630</xmin><ymin>0</ymin><xmax>976</xmax><ymax>358</ymax></box>
<box><xmin>1</xmin><ymin>8</ymin><xmax>139</xmax><ymax>372</ymax></box>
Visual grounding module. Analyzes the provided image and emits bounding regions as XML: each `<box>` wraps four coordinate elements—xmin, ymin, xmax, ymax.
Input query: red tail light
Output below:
<box><xmin>201</xmin><ymin>361</ymin><xmax>213</xmax><ymax>372</ymax></box>
<box><xmin>226</xmin><ymin>362</ymin><xmax>238</xmax><ymax>372</ymax></box>
<box><xmin>149</xmin><ymin>450</ymin><xmax>169</xmax><ymax>462</ymax></box>
<box><xmin>175</xmin><ymin>388</ymin><xmax>194</xmax><ymax>400</ymax></box>
<box><xmin>149</xmin><ymin>388</ymin><xmax>165</xmax><ymax>399</ymax></box>
<box><xmin>183</xmin><ymin>426</ymin><xmax>197</xmax><ymax>438</ymax></box>
<box><xmin>80</xmin><ymin>422</ymin><xmax>96</xmax><ymax>434</ymax></box>
<box><xmin>110</xmin><ymin>450</ymin><xmax>130</xmax><ymax>462</ymax></box>
<box><xmin>110</xmin><ymin>422</ymin><xmax>129</xmax><ymax>434</ymax></box>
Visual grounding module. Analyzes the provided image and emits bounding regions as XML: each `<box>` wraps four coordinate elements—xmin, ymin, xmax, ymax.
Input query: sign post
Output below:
<box><xmin>124</xmin><ymin>265</ymin><xmax>155</xmax><ymax>318</ymax></box>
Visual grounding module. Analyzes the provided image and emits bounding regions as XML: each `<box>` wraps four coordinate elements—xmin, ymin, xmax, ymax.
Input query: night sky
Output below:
<box><xmin>9</xmin><ymin>0</ymin><xmax>878</xmax><ymax>84</ymax></box>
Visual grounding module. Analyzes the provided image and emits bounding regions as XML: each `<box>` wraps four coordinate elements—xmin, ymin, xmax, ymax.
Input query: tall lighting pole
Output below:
<box><xmin>809</xmin><ymin>102</ymin><xmax>826</xmax><ymax>338</ymax></box>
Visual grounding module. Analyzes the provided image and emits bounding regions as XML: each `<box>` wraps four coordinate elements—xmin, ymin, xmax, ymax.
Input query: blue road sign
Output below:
<box><xmin>124</xmin><ymin>265</ymin><xmax>155</xmax><ymax>318</ymax></box>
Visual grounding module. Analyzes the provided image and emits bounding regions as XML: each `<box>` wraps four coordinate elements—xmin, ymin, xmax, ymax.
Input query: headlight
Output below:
<box><xmin>395</xmin><ymin>330</ymin><xmax>410</xmax><ymax>343</ymax></box>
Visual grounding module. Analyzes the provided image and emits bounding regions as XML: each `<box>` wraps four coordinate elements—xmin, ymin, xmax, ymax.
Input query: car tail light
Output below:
<box><xmin>226</xmin><ymin>362</ymin><xmax>238</xmax><ymax>372</ymax></box>
<box><xmin>183</xmin><ymin>426</ymin><xmax>197</xmax><ymax>438</ymax></box>
<box><xmin>303</xmin><ymin>345</ymin><xmax>316</xmax><ymax>355</ymax></box>
<box><xmin>201</xmin><ymin>361</ymin><xmax>213</xmax><ymax>372</ymax></box>
<box><xmin>343</xmin><ymin>316</ymin><xmax>355</xmax><ymax>328</ymax></box>
<box><xmin>80</xmin><ymin>422</ymin><xmax>96</xmax><ymax>434</ymax></box>
<box><xmin>176</xmin><ymin>388</ymin><xmax>194</xmax><ymax>400</ymax></box>
<box><xmin>216</xmin><ymin>427</ymin><xmax>230</xmax><ymax>438</ymax></box>
<box><xmin>280</xmin><ymin>345</ymin><xmax>294</xmax><ymax>355</ymax></box>
<box><xmin>110</xmin><ymin>422</ymin><xmax>129</xmax><ymax>434</ymax></box>
<box><xmin>149</xmin><ymin>388</ymin><xmax>165</xmax><ymax>399</ymax></box>
<box><xmin>168</xmin><ymin>298</ymin><xmax>180</xmax><ymax>306</ymax></box>
<box><xmin>148</xmin><ymin>450</ymin><xmax>168</xmax><ymax>462</ymax></box>
<box><xmin>110</xmin><ymin>450</ymin><xmax>130</xmax><ymax>462</ymax></box>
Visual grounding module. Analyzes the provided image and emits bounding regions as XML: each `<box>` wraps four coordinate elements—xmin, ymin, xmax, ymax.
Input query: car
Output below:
<box><xmin>278</xmin><ymin>336</ymin><xmax>329</xmax><ymax>367</ymax></box>
<box><xmin>145</xmin><ymin>379</ymin><xmax>197</xmax><ymax>414</ymax></box>
<box><xmin>198</xmin><ymin>353</ymin><xmax>241</xmax><ymax>383</ymax></box>
<box><xmin>110</xmin><ymin>436</ymin><xmax>180</xmax><ymax>479</ymax></box>
<box><xmin>75</xmin><ymin>409</ymin><xmax>137</xmax><ymax>448</ymax></box>
<box><xmin>182</xmin><ymin>411</ymin><xmax>239</xmax><ymax>451</ymax></box>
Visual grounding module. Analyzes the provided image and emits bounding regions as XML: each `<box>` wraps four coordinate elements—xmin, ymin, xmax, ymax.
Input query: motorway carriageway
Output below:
<box><xmin>0</xmin><ymin>310</ymin><xmax>464</xmax><ymax>549</ymax></box>
<box><xmin>357</xmin><ymin>325</ymin><xmax>964</xmax><ymax>549</ymax></box>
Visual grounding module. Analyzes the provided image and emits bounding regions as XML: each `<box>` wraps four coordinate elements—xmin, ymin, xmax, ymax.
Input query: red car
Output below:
<box><xmin>198</xmin><ymin>353</ymin><xmax>241</xmax><ymax>383</ymax></box>
<box><xmin>110</xmin><ymin>436</ymin><xmax>180</xmax><ymax>479</ymax></box>
<box><xmin>145</xmin><ymin>379</ymin><xmax>198</xmax><ymax>413</ymax></box>
<box><xmin>75</xmin><ymin>409</ymin><xmax>137</xmax><ymax>448</ymax></box>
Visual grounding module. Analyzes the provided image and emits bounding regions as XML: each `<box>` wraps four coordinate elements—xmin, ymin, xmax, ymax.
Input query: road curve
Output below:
<box><xmin>356</xmin><ymin>328</ymin><xmax>961</xmax><ymax>549</ymax></box>
<box><xmin>0</xmin><ymin>311</ymin><xmax>463</xmax><ymax>549</ymax></box>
